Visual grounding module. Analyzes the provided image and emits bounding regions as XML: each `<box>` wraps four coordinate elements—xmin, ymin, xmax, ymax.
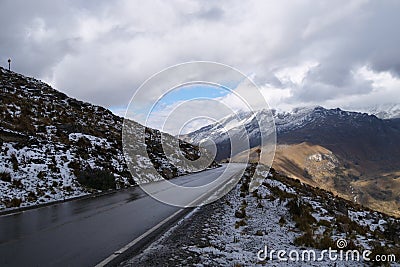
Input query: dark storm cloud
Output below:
<box><xmin>0</xmin><ymin>0</ymin><xmax>399</xmax><ymax>109</ymax></box>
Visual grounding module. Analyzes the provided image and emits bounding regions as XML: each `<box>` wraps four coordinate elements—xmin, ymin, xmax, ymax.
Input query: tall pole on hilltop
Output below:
<box><xmin>8</xmin><ymin>58</ymin><xmax>11</xmax><ymax>71</ymax></box>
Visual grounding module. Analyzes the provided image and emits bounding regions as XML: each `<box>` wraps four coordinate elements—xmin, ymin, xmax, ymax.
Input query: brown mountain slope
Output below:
<box><xmin>232</xmin><ymin>142</ymin><xmax>400</xmax><ymax>217</ymax></box>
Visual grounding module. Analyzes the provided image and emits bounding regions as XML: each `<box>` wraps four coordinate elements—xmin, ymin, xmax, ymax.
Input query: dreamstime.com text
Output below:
<box><xmin>257</xmin><ymin>239</ymin><xmax>396</xmax><ymax>263</ymax></box>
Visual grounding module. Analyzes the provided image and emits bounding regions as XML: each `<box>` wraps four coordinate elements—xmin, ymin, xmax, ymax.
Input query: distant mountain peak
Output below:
<box><xmin>353</xmin><ymin>103</ymin><xmax>400</xmax><ymax>119</ymax></box>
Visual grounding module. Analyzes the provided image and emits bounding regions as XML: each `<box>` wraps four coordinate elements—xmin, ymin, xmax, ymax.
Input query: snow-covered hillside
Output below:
<box><xmin>183</xmin><ymin>109</ymin><xmax>276</xmax><ymax>161</ymax></box>
<box><xmin>0</xmin><ymin>67</ymin><xmax>212</xmax><ymax>210</ymax></box>
<box><xmin>354</xmin><ymin>103</ymin><xmax>400</xmax><ymax>119</ymax></box>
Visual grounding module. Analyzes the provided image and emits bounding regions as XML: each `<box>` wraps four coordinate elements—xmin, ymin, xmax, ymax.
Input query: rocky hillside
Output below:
<box><xmin>0</xmin><ymin>67</ymin><xmax>213</xmax><ymax>210</ymax></box>
<box><xmin>276</xmin><ymin>107</ymin><xmax>400</xmax><ymax>173</ymax></box>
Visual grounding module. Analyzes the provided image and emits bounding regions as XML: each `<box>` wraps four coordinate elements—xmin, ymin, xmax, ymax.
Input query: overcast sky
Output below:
<box><xmin>1</xmin><ymin>0</ymin><xmax>400</xmax><ymax>129</ymax></box>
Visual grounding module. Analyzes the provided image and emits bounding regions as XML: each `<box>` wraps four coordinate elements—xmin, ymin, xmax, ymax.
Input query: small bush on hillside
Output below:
<box><xmin>255</xmin><ymin>230</ymin><xmax>264</xmax><ymax>236</ymax></box>
<box><xmin>279</xmin><ymin>216</ymin><xmax>286</xmax><ymax>226</ymax></box>
<box><xmin>10</xmin><ymin>154</ymin><xmax>18</xmax><ymax>171</ymax></box>
<box><xmin>15</xmin><ymin>116</ymin><xmax>35</xmax><ymax>133</ymax></box>
<box><xmin>12</xmin><ymin>179</ymin><xmax>23</xmax><ymax>189</ymax></box>
<box><xmin>63</xmin><ymin>186</ymin><xmax>73</xmax><ymax>192</ymax></box>
<box><xmin>235</xmin><ymin>201</ymin><xmax>247</xmax><ymax>218</ymax></box>
<box><xmin>315</xmin><ymin>234</ymin><xmax>335</xmax><ymax>249</ymax></box>
<box><xmin>235</xmin><ymin>219</ymin><xmax>247</xmax><ymax>229</ymax></box>
<box><xmin>37</xmin><ymin>171</ymin><xmax>46</xmax><ymax>179</ymax></box>
<box><xmin>287</xmin><ymin>198</ymin><xmax>316</xmax><ymax>231</ymax></box>
<box><xmin>68</xmin><ymin>160</ymin><xmax>81</xmax><ymax>175</ymax></box>
<box><xmin>235</xmin><ymin>209</ymin><xmax>246</xmax><ymax>219</ymax></box>
<box><xmin>317</xmin><ymin>219</ymin><xmax>331</xmax><ymax>227</ymax></box>
<box><xmin>336</xmin><ymin>214</ymin><xmax>368</xmax><ymax>235</ymax></box>
<box><xmin>77</xmin><ymin>167</ymin><xmax>116</xmax><ymax>190</ymax></box>
<box><xmin>27</xmin><ymin>191</ymin><xmax>37</xmax><ymax>202</ymax></box>
<box><xmin>5</xmin><ymin>198</ymin><xmax>22</xmax><ymax>208</ymax></box>
<box><xmin>294</xmin><ymin>229</ymin><xmax>315</xmax><ymax>247</ymax></box>
<box><xmin>384</xmin><ymin>220</ymin><xmax>400</xmax><ymax>243</ymax></box>
<box><xmin>76</xmin><ymin>136</ymin><xmax>92</xmax><ymax>149</ymax></box>
<box><xmin>0</xmin><ymin>170</ymin><xmax>11</xmax><ymax>182</ymax></box>
<box><xmin>240</xmin><ymin>182</ymin><xmax>249</xmax><ymax>194</ymax></box>
<box><xmin>287</xmin><ymin>198</ymin><xmax>303</xmax><ymax>217</ymax></box>
<box><xmin>48</xmin><ymin>161</ymin><xmax>59</xmax><ymax>173</ymax></box>
<box><xmin>267</xmin><ymin>185</ymin><xmax>296</xmax><ymax>200</ymax></box>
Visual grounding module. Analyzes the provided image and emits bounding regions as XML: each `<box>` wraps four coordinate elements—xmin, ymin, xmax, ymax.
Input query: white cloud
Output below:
<box><xmin>1</xmin><ymin>0</ymin><xmax>399</xmax><ymax>119</ymax></box>
<box><xmin>260</xmin><ymin>86</ymin><xmax>293</xmax><ymax>111</ymax></box>
<box><xmin>274</xmin><ymin>61</ymin><xmax>319</xmax><ymax>85</ymax></box>
<box><xmin>145</xmin><ymin>99</ymin><xmax>234</xmax><ymax>135</ymax></box>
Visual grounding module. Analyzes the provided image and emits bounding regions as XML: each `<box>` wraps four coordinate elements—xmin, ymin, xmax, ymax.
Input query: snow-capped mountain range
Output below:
<box><xmin>185</xmin><ymin>105</ymin><xmax>400</xmax><ymax>161</ymax></box>
<box><xmin>355</xmin><ymin>103</ymin><xmax>400</xmax><ymax>119</ymax></box>
<box><xmin>184</xmin><ymin>105</ymin><xmax>400</xmax><ymax>217</ymax></box>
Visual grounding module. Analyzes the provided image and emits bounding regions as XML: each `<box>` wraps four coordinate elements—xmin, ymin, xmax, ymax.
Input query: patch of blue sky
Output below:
<box><xmin>154</xmin><ymin>83</ymin><xmax>232</xmax><ymax>108</ymax></box>
<box><xmin>110</xmin><ymin>80</ymin><xmax>242</xmax><ymax>121</ymax></box>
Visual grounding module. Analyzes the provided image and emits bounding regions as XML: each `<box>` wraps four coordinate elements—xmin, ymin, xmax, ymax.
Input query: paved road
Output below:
<box><xmin>0</xmin><ymin>164</ymin><xmax>245</xmax><ymax>267</ymax></box>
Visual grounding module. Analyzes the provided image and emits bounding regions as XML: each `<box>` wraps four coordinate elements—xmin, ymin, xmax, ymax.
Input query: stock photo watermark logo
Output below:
<box><xmin>257</xmin><ymin>238</ymin><xmax>396</xmax><ymax>263</ymax></box>
<box><xmin>122</xmin><ymin>61</ymin><xmax>276</xmax><ymax>207</ymax></box>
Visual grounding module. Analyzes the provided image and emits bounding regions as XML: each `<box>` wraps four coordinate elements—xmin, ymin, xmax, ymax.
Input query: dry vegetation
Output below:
<box><xmin>232</xmin><ymin>142</ymin><xmax>400</xmax><ymax>218</ymax></box>
<box><xmin>236</xmin><ymin>164</ymin><xmax>400</xmax><ymax>264</ymax></box>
